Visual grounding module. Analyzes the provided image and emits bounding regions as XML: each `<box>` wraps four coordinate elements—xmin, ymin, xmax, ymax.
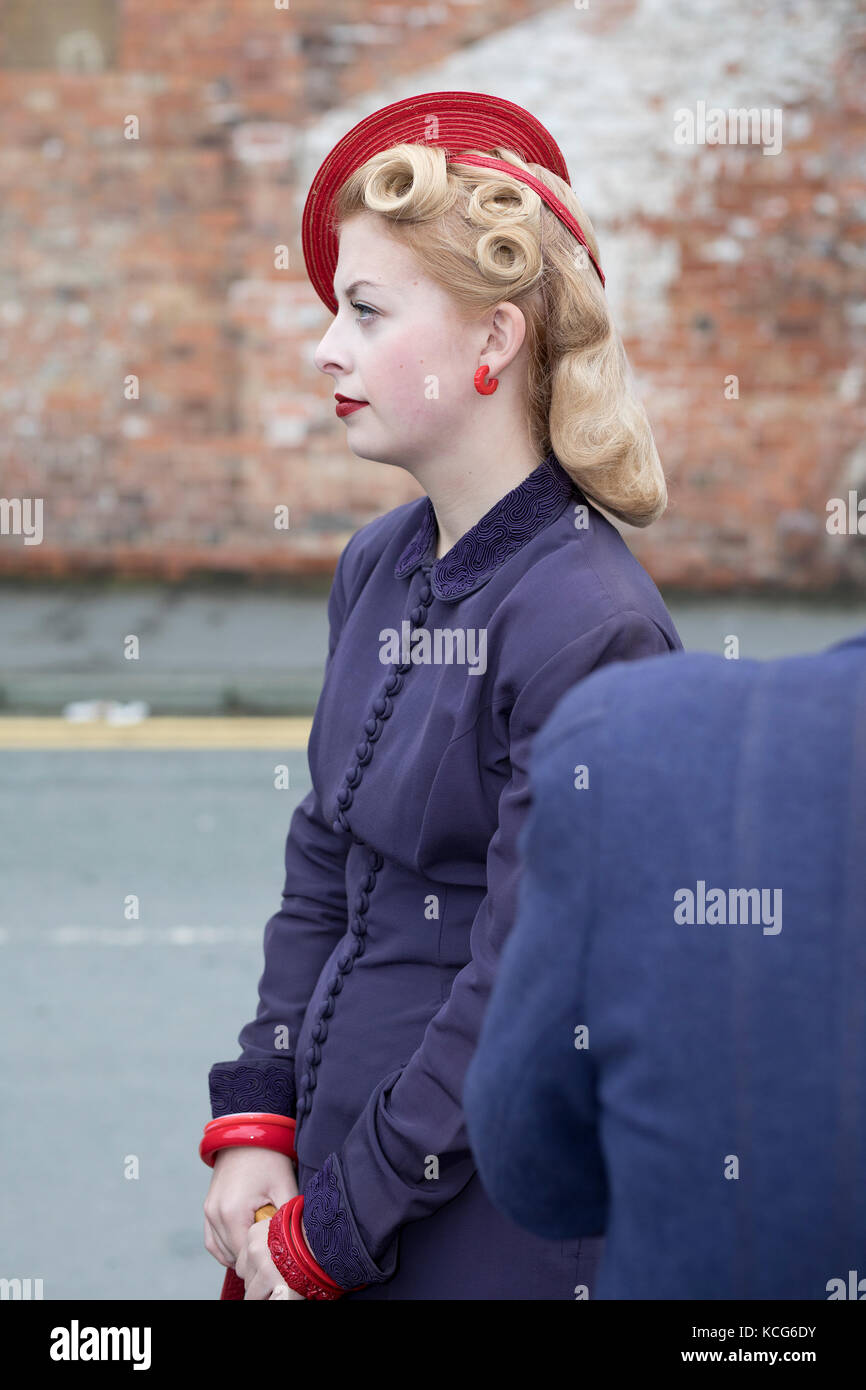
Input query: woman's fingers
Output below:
<box><xmin>203</xmin><ymin>1214</ymin><xmax>235</xmax><ymax>1268</ymax></box>
<box><xmin>203</xmin><ymin>1147</ymin><xmax>297</xmax><ymax>1265</ymax></box>
<box><xmin>236</xmin><ymin>1216</ymin><xmax>295</xmax><ymax>1300</ymax></box>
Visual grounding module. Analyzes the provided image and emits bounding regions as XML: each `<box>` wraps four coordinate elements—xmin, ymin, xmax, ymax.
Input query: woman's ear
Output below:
<box><xmin>483</xmin><ymin>301</ymin><xmax>527</xmax><ymax>375</ymax></box>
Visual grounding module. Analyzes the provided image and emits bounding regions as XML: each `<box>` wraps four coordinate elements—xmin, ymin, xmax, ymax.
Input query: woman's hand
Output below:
<box><xmin>235</xmin><ymin>1217</ymin><xmax>306</xmax><ymax>1301</ymax></box>
<box><xmin>203</xmin><ymin>1145</ymin><xmax>298</xmax><ymax>1270</ymax></box>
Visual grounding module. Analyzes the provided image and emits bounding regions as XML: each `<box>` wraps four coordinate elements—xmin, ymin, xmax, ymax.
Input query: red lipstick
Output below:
<box><xmin>335</xmin><ymin>393</ymin><xmax>369</xmax><ymax>418</ymax></box>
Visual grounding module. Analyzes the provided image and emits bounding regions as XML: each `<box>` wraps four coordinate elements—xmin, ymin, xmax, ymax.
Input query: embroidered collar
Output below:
<box><xmin>394</xmin><ymin>449</ymin><xmax>577</xmax><ymax>601</ymax></box>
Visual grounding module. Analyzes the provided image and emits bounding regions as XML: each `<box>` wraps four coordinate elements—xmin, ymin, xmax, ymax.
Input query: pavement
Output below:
<box><xmin>0</xmin><ymin>581</ymin><xmax>332</xmax><ymax>718</ymax></box>
<box><xmin>1</xmin><ymin>581</ymin><xmax>865</xmax><ymax>723</ymax></box>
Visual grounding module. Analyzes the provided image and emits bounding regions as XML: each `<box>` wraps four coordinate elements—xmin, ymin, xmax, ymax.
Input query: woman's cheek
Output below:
<box><xmin>373</xmin><ymin>356</ymin><xmax>435</xmax><ymax>418</ymax></box>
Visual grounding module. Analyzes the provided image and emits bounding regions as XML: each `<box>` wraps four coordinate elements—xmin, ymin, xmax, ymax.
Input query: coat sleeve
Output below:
<box><xmin>462</xmin><ymin>696</ymin><xmax>609</xmax><ymax>1239</ymax></box>
<box><xmin>299</xmin><ymin>610</ymin><xmax>674</xmax><ymax>1286</ymax></box>
<box><xmin>207</xmin><ymin>538</ymin><xmax>357</xmax><ymax>1121</ymax></box>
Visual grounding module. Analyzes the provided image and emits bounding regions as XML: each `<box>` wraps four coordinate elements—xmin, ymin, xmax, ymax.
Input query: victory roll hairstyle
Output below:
<box><xmin>332</xmin><ymin>142</ymin><xmax>667</xmax><ymax>528</ymax></box>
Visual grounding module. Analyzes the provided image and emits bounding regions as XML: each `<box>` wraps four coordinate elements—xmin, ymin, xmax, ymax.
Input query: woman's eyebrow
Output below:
<box><xmin>336</xmin><ymin>278</ymin><xmax>391</xmax><ymax>300</ymax></box>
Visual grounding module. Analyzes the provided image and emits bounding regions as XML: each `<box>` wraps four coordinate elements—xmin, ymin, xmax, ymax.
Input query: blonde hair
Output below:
<box><xmin>333</xmin><ymin>142</ymin><xmax>667</xmax><ymax>528</ymax></box>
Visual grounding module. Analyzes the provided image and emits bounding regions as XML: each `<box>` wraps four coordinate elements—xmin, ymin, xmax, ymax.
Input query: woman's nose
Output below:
<box><xmin>313</xmin><ymin>322</ymin><xmax>348</xmax><ymax>376</ymax></box>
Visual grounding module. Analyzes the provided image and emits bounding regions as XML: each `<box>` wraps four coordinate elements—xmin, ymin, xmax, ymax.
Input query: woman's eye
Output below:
<box><xmin>350</xmin><ymin>300</ymin><xmax>377</xmax><ymax>322</ymax></box>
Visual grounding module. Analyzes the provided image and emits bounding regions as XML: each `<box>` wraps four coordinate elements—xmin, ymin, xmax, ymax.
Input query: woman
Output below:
<box><xmin>201</xmin><ymin>91</ymin><xmax>683</xmax><ymax>1300</ymax></box>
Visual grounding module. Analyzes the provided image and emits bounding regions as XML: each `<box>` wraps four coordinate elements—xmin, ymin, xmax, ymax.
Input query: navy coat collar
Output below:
<box><xmin>394</xmin><ymin>449</ymin><xmax>578</xmax><ymax>601</ymax></box>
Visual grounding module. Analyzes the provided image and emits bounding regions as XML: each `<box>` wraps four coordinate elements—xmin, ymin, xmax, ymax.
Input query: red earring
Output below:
<box><xmin>474</xmin><ymin>364</ymin><xmax>499</xmax><ymax>395</ymax></box>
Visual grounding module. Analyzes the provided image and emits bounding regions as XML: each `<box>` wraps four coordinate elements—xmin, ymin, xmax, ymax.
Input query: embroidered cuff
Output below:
<box><xmin>208</xmin><ymin>1059</ymin><xmax>296</xmax><ymax>1119</ymax></box>
<box><xmin>301</xmin><ymin>1152</ymin><xmax>397</xmax><ymax>1288</ymax></box>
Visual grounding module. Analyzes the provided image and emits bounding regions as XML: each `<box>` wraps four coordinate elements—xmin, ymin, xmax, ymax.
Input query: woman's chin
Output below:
<box><xmin>345</xmin><ymin>431</ymin><xmax>386</xmax><ymax>464</ymax></box>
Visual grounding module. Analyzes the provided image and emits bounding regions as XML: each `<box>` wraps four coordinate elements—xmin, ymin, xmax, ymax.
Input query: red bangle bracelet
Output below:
<box><xmin>267</xmin><ymin>1196</ymin><xmax>365</xmax><ymax>1300</ymax></box>
<box><xmin>203</xmin><ymin>1112</ymin><xmax>296</xmax><ymax>1146</ymax></box>
<box><xmin>288</xmin><ymin>1196</ymin><xmax>343</xmax><ymax>1289</ymax></box>
<box><xmin>200</xmin><ymin>1113</ymin><xmax>297</xmax><ymax>1167</ymax></box>
<box><xmin>203</xmin><ymin>1112</ymin><xmax>295</xmax><ymax>1135</ymax></box>
<box><xmin>200</xmin><ymin>1115</ymin><xmax>297</xmax><ymax>1165</ymax></box>
<box><xmin>268</xmin><ymin>1197</ymin><xmax>340</xmax><ymax>1300</ymax></box>
<box><xmin>202</xmin><ymin>1113</ymin><xmax>296</xmax><ymax>1149</ymax></box>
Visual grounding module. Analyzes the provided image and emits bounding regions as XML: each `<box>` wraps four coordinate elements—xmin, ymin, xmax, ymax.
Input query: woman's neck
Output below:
<box><xmin>422</xmin><ymin>445</ymin><xmax>543</xmax><ymax>562</ymax></box>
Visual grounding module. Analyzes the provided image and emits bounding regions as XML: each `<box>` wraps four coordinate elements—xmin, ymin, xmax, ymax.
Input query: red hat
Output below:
<box><xmin>301</xmin><ymin>90</ymin><xmax>605</xmax><ymax>314</ymax></box>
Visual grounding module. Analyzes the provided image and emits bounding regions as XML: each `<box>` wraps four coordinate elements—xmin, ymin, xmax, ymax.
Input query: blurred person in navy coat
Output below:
<box><xmin>464</xmin><ymin>629</ymin><xmax>866</xmax><ymax>1299</ymax></box>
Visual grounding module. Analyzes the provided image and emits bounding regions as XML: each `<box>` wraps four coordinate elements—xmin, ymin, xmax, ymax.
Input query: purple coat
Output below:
<box><xmin>208</xmin><ymin>449</ymin><xmax>683</xmax><ymax>1299</ymax></box>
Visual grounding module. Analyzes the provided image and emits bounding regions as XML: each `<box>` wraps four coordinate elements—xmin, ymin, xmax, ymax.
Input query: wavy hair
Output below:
<box><xmin>332</xmin><ymin>141</ymin><xmax>667</xmax><ymax>527</ymax></box>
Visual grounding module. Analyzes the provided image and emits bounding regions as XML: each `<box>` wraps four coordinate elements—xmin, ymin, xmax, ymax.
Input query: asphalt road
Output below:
<box><xmin>0</xmin><ymin>748</ymin><xmax>311</xmax><ymax>1300</ymax></box>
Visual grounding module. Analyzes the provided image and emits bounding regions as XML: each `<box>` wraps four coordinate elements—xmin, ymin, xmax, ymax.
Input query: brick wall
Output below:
<box><xmin>1</xmin><ymin>0</ymin><xmax>863</xmax><ymax>589</ymax></box>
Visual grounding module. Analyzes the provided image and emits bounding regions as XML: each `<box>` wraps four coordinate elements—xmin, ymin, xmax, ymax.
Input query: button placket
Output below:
<box><xmin>295</xmin><ymin>568</ymin><xmax>435</xmax><ymax>1124</ymax></box>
